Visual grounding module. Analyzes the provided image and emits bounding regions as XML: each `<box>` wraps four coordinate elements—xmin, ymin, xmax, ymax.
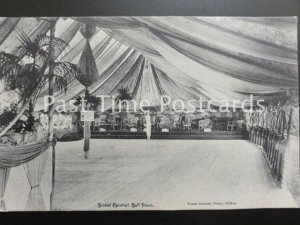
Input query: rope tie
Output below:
<box><xmin>31</xmin><ymin>184</ymin><xmax>40</xmax><ymax>189</ymax></box>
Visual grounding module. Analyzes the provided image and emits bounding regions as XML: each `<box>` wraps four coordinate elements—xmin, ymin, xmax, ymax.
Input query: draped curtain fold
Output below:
<box><xmin>2</xmin><ymin>17</ymin><xmax>299</xmax><ymax>110</ymax></box>
<box><xmin>0</xmin><ymin>142</ymin><xmax>51</xmax><ymax>168</ymax></box>
<box><xmin>0</xmin><ymin>167</ymin><xmax>10</xmax><ymax>211</ymax></box>
<box><xmin>0</xmin><ymin>142</ymin><xmax>51</xmax><ymax>211</ymax></box>
<box><xmin>74</xmin><ymin>17</ymin><xmax>142</xmax><ymax>29</ymax></box>
<box><xmin>0</xmin><ymin>18</ymin><xmax>21</xmax><ymax>45</ymax></box>
<box><xmin>23</xmin><ymin>151</ymin><xmax>48</xmax><ymax>211</ymax></box>
<box><xmin>143</xmin><ymin>27</ymin><xmax>296</xmax><ymax>94</ymax></box>
<box><xmin>74</xmin><ymin>16</ymin><xmax>298</xmax><ymax>102</ymax></box>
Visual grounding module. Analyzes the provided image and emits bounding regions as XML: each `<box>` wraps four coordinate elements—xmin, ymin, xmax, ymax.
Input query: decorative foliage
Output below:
<box><xmin>0</xmin><ymin>108</ymin><xmax>18</xmax><ymax>133</ymax></box>
<box><xmin>116</xmin><ymin>87</ymin><xmax>132</xmax><ymax>112</ymax></box>
<box><xmin>52</xmin><ymin>62</ymin><xmax>81</xmax><ymax>93</ymax></box>
<box><xmin>0</xmin><ymin>29</ymin><xmax>83</xmax><ymax>135</ymax></box>
<box><xmin>116</xmin><ymin>87</ymin><xmax>132</xmax><ymax>102</ymax></box>
<box><xmin>0</xmin><ymin>90</ymin><xmax>19</xmax><ymax>132</ymax></box>
<box><xmin>72</xmin><ymin>94</ymin><xmax>102</xmax><ymax>111</ymax></box>
<box><xmin>14</xmin><ymin>30</ymin><xmax>49</xmax><ymax>62</ymax></box>
<box><xmin>0</xmin><ymin>29</ymin><xmax>82</xmax><ymax>99</ymax></box>
<box><xmin>0</xmin><ymin>52</ymin><xmax>22</xmax><ymax>88</ymax></box>
<box><xmin>0</xmin><ymin>90</ymin><xmax>20</xmax><ymax>114</ymax></box>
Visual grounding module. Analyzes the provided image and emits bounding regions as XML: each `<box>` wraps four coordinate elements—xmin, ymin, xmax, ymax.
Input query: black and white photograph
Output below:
<box><xmin>0</xmin><ymin>15</ymin><xmax>299</xmax><ymax>212</ymax></box>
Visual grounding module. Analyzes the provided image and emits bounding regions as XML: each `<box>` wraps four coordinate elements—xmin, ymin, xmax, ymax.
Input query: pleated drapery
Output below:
<box><xmin>75</xmin><ymin>17</ymin><xmax>298</xmax><ymax>101</ymax></box>
<box><xmin>0</xmin><ymin>142</ymin><xmax>51</xmax><ymax>168</ymax></box>
<box><xmin>2</xmin><ymin>17</ymin><xmax>299</xmax><ymax>111</ymax></box>
<box><xmin>0</xmin><ymin>142</ymin><xmax>51</xmax><ymax>211</ymax></box>
<box><xmin>0</xmin><ymin>167</ymin><xmax>10</xmax><ymax>211</ymax></box>
<box><xmin>23</xmin><ymin>150</ymin><xmax>49</xmax><ymax>211</ymax></box>
<box><xmin>0</xmin><ymin>18</ymin><xmax>21</xmax><ymax>45</ymax></box>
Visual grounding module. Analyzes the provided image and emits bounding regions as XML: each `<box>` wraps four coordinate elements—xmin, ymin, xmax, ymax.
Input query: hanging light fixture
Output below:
<box><xmin>76</xmin><ymin>23</ymin><xmax>98</xmax><ymax>87</ymax></box>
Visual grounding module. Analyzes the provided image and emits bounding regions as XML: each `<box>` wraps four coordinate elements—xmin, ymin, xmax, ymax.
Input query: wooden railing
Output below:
<box><xmin>249</xmin><ymin>127</ymin><xmax>286</xmax><ymax>181</ymax></box>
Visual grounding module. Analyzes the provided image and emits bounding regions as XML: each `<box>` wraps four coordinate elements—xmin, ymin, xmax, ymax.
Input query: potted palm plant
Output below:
<box><xmin>116</xmin><ymin>87</ymin><xmax>132</xmax><ymax>131</ymax></box>
<box><xmin>0</xmin><ymin>29</ymin><xmax>81</xmax><ymax>137</ymax></box>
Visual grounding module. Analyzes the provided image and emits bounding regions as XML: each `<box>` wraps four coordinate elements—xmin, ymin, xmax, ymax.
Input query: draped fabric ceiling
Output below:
<box><xmin>0</xmin><ymin>17</ymin><xmax>298</xmax><ymax>110</ymax></box>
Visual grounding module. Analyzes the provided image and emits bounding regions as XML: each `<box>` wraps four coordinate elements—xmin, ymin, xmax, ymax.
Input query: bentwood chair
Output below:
<box><xmin>211</xmin><ymin>118</ymin><xmax>218</xmax><ymax>131</ymax></box>
<box><xmin>183</xmin><ymin>118</ymin><xmax>191</xmax><ymax>130</ymax></box>
<box><xmin>227</xmin><ymin>120</ymin><xmax>238</xmax><ymax>131</ymax></box>
<box><xmin>94</xmin><ymin>118</ymin><xmax>102</xmax><ymax>131</ymax></box>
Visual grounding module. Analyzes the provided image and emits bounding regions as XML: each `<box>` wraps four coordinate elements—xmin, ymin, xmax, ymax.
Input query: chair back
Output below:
<box><xmin>227</xmin><ymin>121</ymin><xmax>233</xmax><ymax>126</ymax></box>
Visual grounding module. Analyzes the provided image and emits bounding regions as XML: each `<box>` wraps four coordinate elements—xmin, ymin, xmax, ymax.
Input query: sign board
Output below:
<box><xmin>81</xmin><ymin>111</ymin><xmax>95</xmax><ymax>122</ymax></box>
<box><xmin>204</xmin><ymin>128</ymin><xmax>212</xmax><ymax>133</ymax></box>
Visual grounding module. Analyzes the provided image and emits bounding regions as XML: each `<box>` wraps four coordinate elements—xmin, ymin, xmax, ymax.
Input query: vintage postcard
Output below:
<box><xmin>0</xmin><ymin>16</ymin><xmax>299</xmax><ymax>211</ymax></box>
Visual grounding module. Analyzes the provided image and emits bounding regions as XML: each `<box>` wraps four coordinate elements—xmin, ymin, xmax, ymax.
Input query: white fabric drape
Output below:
<box><xmin>1</xmin><ymin>17</ymin><xmax>298</xmax><ymax>110</ymax></box>
<box><xmin>0</xmin><ymin>18</ymin><xmax>51</xmax><ymax>54</ymax></box>
<box><xmin>75</xmin><ymin>17</ymin><xmax>298</xmax><ymax>95</ymax></box>
<box><xmin>144</xmin><ymin>28</ymin><xmax>295</xmax><ymax>93</ymax></box>
<box><xmin>0</xmin><ymin>18</ymin><xmax>21</xmax><ymax>45</ymax></box>
<box><xmin>89</xmin><ymin>18</ymin><xmax>297</xmax><ymax>103</ymax></box>
<box><xmin>0</xmin><ymin>167</ymin><xmax>10</xmax><ymax>211</ymax></box>
<box><xmin>75</xmin><ymin>17</ymin><xmax>142</xmax><ymax>29</ymax></box>
<box><xmin>23</xmin><ymin>151</ymin><xmax>48</xmax><ymax>211</ymax></box>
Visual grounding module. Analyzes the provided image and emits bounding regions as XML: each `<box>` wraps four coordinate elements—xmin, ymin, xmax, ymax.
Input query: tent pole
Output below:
<box><xmin>84</xmin><ymin>86</ymin><xmax>90</xmax><ymax>159</ymax></box>
<box><xmin>48</xmin><ymin>19</ymin><xmax>56</xmax><ymax>211</ymax></box>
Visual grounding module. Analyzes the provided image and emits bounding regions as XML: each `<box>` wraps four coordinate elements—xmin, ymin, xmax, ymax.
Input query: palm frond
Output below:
<box><xmin>53</xmin><ymin>61</ymin><xmax>81</xmax><ymax>79</ymax></box>
<box><xmin>14</xmin><ymin>30</ymin><xmax>49</xmax><ymax>63</ymax></box>
<box><xmin>0</xmin><ymin>52</ymin><xmax>21</xmax><ymax>80</ymax></box>
<box><xmin>14</xmin><ymin>45</ymin><xmax>29</xmax><ymax>58</ymax></box>
<box><xmin>0</xmin><ymin>51</ymin><xmax>19</xmax><ymax>63</ymax></box>
<box><xmin>16</xmin><ymin>30</ymin><xmax>32</xmax><ymax>49</ymax></box>
<box><xmin>53</xmin><ymin>75</ymin><xmax>68</xmax><ymax>93</ymax></box>
<box><xmin>51</xmin><ymin>62</ymin><xmax>81</xmax><ymax>93</ymax></box>
<box><xmin>14</xmin><ymin>30</ymin><xmax>39</xmax><ymax>58</ymax></box>
<box><xmin>117</xmin><ymin>87</ymin><xmax>132</xmax><ymax>101</ymax></box>
<box><xmin>36</xmin><ymin>48</ymin><xmax>49</xmax><ymax>63</ymax></box>
<box><xmin>19</xmin><ymin>63</ymin><xmax>40</xmax><ymax>74</ymax></box>
<box><xmin>15</xmin><ymin>63</ymin><xmax>41</xmax><ymax>98</ymax></box>
<box><xmin>53</xmin><ymin>37</ymin><xmax>70</xmax><ymax>51</ymax></box>
<box><xmin>40</xmin><ymin>35</ymin><xmax>70</xmax><ymax>56</ymax></box>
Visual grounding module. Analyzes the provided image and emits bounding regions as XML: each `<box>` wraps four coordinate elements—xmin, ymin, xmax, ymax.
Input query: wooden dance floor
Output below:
<box><xmin>5</xmin><ymin>139</ymin><xmax>297</xmax><ymax>210</ymax></box>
